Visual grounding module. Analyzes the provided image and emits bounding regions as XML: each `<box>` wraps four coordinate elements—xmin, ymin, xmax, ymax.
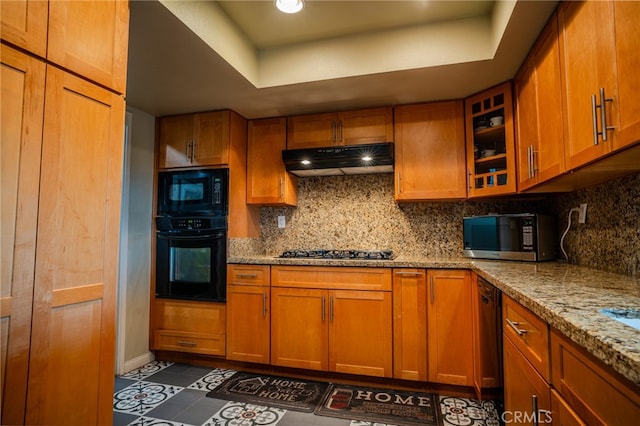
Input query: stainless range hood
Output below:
<box><xmin>282</xmin><ymin>142</ymin><xmax>394</xmax><ymax>177</ymax></box>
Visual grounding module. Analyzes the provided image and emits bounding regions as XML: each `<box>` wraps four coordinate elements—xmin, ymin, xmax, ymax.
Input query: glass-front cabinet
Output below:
<box><xmin>465</xmin><ymin>82</ymin><xmax>517</xmax><ymax>197</ymax></box>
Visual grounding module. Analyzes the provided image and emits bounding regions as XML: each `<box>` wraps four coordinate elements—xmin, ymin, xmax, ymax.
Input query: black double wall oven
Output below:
<box><xmin>155</xmin><ymin>168</ymin><xmax>228</xmax><ymax>302</ymax></box>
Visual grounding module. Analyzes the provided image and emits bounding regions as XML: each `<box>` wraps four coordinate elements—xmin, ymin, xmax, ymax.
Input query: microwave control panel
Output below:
<box><xmin>521</xmin><ymin>216</ymin><xmax>535</xmax><ymax>251</ymax></box>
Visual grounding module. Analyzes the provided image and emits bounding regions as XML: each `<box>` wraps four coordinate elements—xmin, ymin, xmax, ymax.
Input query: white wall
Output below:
<box><xmin>118</xmin><ymin>106</ymin><xmax>156</xmax><ymax>373</ymax></box>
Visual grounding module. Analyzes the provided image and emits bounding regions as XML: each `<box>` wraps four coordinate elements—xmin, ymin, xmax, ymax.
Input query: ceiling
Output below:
<box><xmin>126</xmin><ymin>0</ymin><xmax>558</xmax><ymax>119</ymax></box>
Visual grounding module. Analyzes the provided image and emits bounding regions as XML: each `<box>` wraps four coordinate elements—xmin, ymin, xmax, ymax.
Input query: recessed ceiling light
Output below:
<box><xmin>275</xmin><ymin>0</ymin><xmax>304</xmax><ymax>14</ymax></box>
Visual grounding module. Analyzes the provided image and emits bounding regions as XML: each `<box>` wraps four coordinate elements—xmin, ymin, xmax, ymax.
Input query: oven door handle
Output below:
<box><xmin>157</xmin><ymin>232</ymin><xmax>225</xmax><ymax>240</ymax></box>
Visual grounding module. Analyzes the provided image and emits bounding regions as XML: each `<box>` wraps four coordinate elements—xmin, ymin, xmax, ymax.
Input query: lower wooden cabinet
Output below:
<box><xmin>427</xmin><ymin>270</ymin><xmax>474</xmax><ymax>386</ymax></box>
<box><xmin>270</xmin><ymin>266</ymin><xmax>393</xmax><ymax>378</ymax></box>
<box><xmin>503</xmin><ymin>336</ymin><xmax>552</xmax><ymax>425</ymax></box>
<box><xmin>226</xmin><ymin>265</ymin><xmax>271</xmax><ymax>364</ymax></box>
<box><xmin>551</xmin><ymin>389</ymin><xmax>586</xmax><ymax>426</ymax></box>
<box><xmin>152</xmin><ymin>299</ymin><xmax>225</xmax><ymax>356</ymax></box>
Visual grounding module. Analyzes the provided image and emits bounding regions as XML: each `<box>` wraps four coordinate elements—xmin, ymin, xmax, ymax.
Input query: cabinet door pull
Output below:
<box><xmin>186</xmin><ymin>142</ymin><xmax>192</xmax><ymax>162</ymax></box>
<box><xmin>176</xmin><ymin>340</ymin><xmax>197</xmax><ymax>347</ymax></box>
<box><xmin>263</xmin><ymin>292</ymin><xmax>267</xmax><ymax>318</ymax></box>
<box><xmin>599</xmin><ymin>87</ymin><xmax>615</xmax><ymax>142</ymax></box>
<box><xmin>395</xmin><ymin>271</ymin><xmax>423</xmax><ymax>276</ymax></box>
<box><xmin>467</xmin><ymin>169</ymin><xmax>472</xmax><ymax>190</ymax></box>
<box><xmin>236</xmin><ymin>273</ymin><xmax>258</xmax><ymax>279</ymax></box>
<box><xmin>322</xmin><ymin>295</ymin><xmax>326</xmax><ymax>321</ymax></box>
<box><xmin>591</xmin><ymin>93</ymin><xmax>600</xmax><ymax>146</ymax></box>
<box><xmin>279</xmin><ymin>176</ymin><xmax>284</xmax><ymax>200</ymax></box>
<box><xmin>429</xmin><ymin>275</ymin><xmax>435</xmax><ymax>304</ymax></box>
<box><xmin>527</xmin><ymin>145</ymin><xmax>533</xmax><ymax>179</ymax></box>
<box><xmin>506</xmin><ymin>318</ymin><xmax>527</xmax><ymax>336</ymax></box>
<box><xmin>532</xmin><ymin>394</ymin><xmax>539</xmax><ymax>426</ymax></box>
<box><xmin>192</xmin><ymin>141</ymin><xmax>198</xmax><ymax>160</ymax></box>
<box><xmin>331</xmin><ymin>120</ymin><xmax>337</xmax><ymax>144</ymax></box>
<box><xmin>337</xmin><ymin>120</ymin><xmax>343</xmax><ymax>143</ymax></box>
<box><xmin>330</xmin><ymin>296</ymin><xmax>334</xmax><ymax>322</ymax></box>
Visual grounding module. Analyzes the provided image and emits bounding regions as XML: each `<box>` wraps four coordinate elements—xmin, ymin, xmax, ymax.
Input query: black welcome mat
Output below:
<box><xmin>314</xmin><ymin>383</ymin><xmax>441</xmax><ymax>426</ymax></box>
<box><xmin>206</xmin><ymin>372</ymin><xmax>330</xmax><ymax>413</ymax></box>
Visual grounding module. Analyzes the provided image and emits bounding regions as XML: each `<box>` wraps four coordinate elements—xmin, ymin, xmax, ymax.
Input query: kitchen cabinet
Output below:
<box><xmin>247</xmin><ymin>117</ymin><xmax>298</xmax><ymax>206</ymax></box>
<box><xmin>1</xmin><ymin>44</ymin><xmax>46</xmax><ymax>425</ymax></box>
<box><xmin>152</xmin><ymin>299</ymin><xmax>225</xmax><ymax>356</ymax></box>
<box><xmin>1</xmin><ymin>0</ymin><xmax>48</xmax><ymax>57</ymax></box>
<box><xmin>270</xmin><ymin>266</ymin><xmax>393</xmax><ymax>377</ymax></box>
<box><xmin>1</xmin><ymin>42</ymin><xmax>127</xmax><ymax>424</ymax></box>
<box><xmin>392</xmin><ymin>269</ymin><xmax>428</xmax><ymax>381</ymax></box>
<box><xmin>471</xmin><ymin>274</ymin><xmax>501</xmax><ymax>399</ymax></box>
<box><xmin>503</xmin><ymin>336</ymin><xmax>552</xmax><ymax>425</ymax></box>
<box><xmin>286</xmin><ymin>107</ymin><xmax>393</xmax><ymax>149</ymax></box>
<box><xmin>550</xmin><ymin>329</ymin><xmax>640</xmax><ymax>424</ymax></box>
<box><xmin>551</xmin><ymin>389</ymin><xmax>586</xmax><ymax>426</ymax></box>
<box><xmin>514</xmin><ymin>15</ymin><xmax>566</xmax><ymax>192</ymax></box>
<box><xmin>558</xmin><ymin>1</ymin><xmax>640</xmax><ymax>170</ymax></box>
<box><xmin>0</xmin><ymin>0</ymin><xmax>129</xmax><ymax>94</ymax></box>
<box><xmin>158</xmin><ymin>110</ymin><xmax>236</xmax><ymax>169</ymax></box>
<box><xmin>465</xmin><ymin>82</ymin><xmax>517</xmax><ymax>197</ymax></box>
<box><xmin>226</xmin><ymin>265</ymin><xmax>271</xmax><ymax>364</ymax></box>
<box><xmin>427</xmin><ymin>270</ymin><xmax>473</xmax><ymax>386</ymax></box>
<box><xmin>394</xmin><ymin>101</ymin><xmax>467</xmax><ymax>201</ymax></box>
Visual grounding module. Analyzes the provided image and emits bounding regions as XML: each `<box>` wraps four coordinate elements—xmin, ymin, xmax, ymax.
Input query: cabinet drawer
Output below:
<box><xmin>502</xmin><ymin>295</ymin><xmax>550</xmax><ymax>381</ymax></box>
<box><xmin>228</xmin><ymin>264</ymin><xmax>270</xmax><ymax>286</ymax></box>
<box><xmin>271</xmin><ymin>266</ymin><xmax>392</xmax><ymax>291</ymax></box>
<box><xmin>155</xmin><ymin>330</ymin><xmax>225</xmax><ymax>356</ymax></box>
<box><xmin>551</xmin><ymin>329</ymin><xmax>640</xmax><ymax>425</ymax></box>
<box><xmin>153</xmin><ymin>299</ymin><xmax>225</xmax><ymax>334</ymax></box>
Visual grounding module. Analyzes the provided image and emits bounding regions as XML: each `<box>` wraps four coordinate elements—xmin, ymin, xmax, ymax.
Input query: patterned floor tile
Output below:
<box><xmin>203</xmin><ymin>401</ymin><xmax>287</xmax><ymax>426</ymax></box>
<box><xmin>187</xmin><ymin>368</ymin><xmax>237</xmax><ymax>392</ymax></box>
<box><xmin>439</xmin><ymin>396</ymin><xmax>500</xmax><ymax>426</ymax></box>
<box><xmin>126</xmin><ymin>416</ymin><xmax>193</xmax><ymax>426</ymax></box>
<box><xmin>121</xmin><ymin>361</ymin><xmax>175</xmax><ymax>380</ymax></box>
<box><xmin>114</xmin><ymin>380</ymin><xmax>183</xmax><ymax>416</ymax></box>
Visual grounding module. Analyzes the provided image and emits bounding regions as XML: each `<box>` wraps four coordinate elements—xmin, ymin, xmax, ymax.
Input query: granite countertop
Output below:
<box><xmin>228</xmin><ymin>254</ymin><xmax>640</xmax><ymax>387</ymax></box>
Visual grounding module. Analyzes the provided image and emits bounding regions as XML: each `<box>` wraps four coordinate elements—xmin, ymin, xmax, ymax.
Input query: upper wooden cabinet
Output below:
<box><xmin>158</xmin><ymin>110</ymin><xmax>234</xmax><ymax>169</ymax></box>
<box><xmin>393</xmin><ymin>101</ymin><xmax>467</xmax><ymax>201</ymax></box>
<box><xmin>1</xmin><ymin>0</ymin><xmax>48</xmax><ymax>57</ymax></box>
<box><xmin>558</xmin><ymin>1</ymin><xmax>640</xmax><ymax>170</ymax></box>
<box><xmin>286</xmin><ymin>107</ymin><xmax>393</xmax><ymax>149</ymax></box>
<box><xmin>246</xmin><ymin>117</ymin><xmax>298</xmax><ymax>206</ymax></box>
<box><xmin>514</xmin><ymin>15</ymin><xmax>566</xmax><ymax>192</ymax></box>
<box><xmin>465</xmin><ymin>82</ymin><xmax>517</xmax><ymax>197</ymax></box>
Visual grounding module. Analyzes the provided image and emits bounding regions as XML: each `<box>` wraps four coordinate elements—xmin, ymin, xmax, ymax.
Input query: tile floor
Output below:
<box><xmin>114</xmin><ymin>361</ymin><xmax>502</xmax><ymax>426</ymax></box>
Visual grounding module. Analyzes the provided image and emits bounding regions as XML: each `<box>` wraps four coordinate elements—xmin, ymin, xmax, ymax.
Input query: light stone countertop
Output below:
<box><xmin>227</xmin><ymin>255</ymin><xmax>640</xmax><ymax>388</ymax></box>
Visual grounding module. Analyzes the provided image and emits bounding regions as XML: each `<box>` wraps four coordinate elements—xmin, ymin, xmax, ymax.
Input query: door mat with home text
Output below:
<box><xmin>206</xmin><ymin>372</ymin><xmax>330</xmax><ymax>413</ymax></box>
<box><xmin>314</xmin><ymin>383</ymin><xmax>441</xmax><ymax>426</ymax></box>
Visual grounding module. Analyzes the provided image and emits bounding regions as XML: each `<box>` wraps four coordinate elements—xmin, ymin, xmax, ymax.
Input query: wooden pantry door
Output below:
<box><xmin>25</xmin><ymin>66</ymin><xmax>125</xmax><ymax>425</ymax></box>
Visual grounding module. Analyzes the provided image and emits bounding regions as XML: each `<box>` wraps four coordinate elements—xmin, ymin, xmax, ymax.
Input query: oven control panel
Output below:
<box><xmin>156</xmin><ymin>216</ymin><xmax>226</xmax><ymax>232</ymax></box>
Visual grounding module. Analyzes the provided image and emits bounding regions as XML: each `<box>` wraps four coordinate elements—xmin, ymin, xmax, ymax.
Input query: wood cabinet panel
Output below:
<box><xmin>329</xmin><ymin>290</ymin><xmax>392</xmax><ymax>377</ymax></box>
<box><xmin>0</xmin><ymin>0</ymin><xmax>48</xmax><ymax>57</ymax></box>
<box><xmin>226</xmin><ymin>285</ymin><xmax>270</xmax><ymax>364</ymax></box>
<box><xmin>503</xmin><ymin>336</ymin><xmax>552</xmax><ymax>425</ymax></box>
<box><xmin>502</xmin><ymin>295</ymin><xmax>550</xmax><ymax>381</ymax></box>
<box><xmin>551</xmin><ymin>389</ymin><xmax>586</xmax><ymax>426</ymax></box>
<box><xmin>247</xmin><ymin>117</ymin><xmax>298</xmax><ymax>206</ymax></box>
<box><xmin>551</xmin><ymin>329</ymin><xmax>640</xmax><ymax>425</ymax></box>
<box><xmin>514</xmin><ymin>15</ymin><xmax>566</xmax><ymax>191</ymax></box>
<box><xmin>158</xmin><ymin>114</ymin><xmax>194</xmax><ymax>168</ymax></box>
<box><xmin>558</xmin><ymin>1</ymin><xmax>618</xmax><ymax>169</ymax></box>
<box><xmin>471</xmin><ymin>274</ymin><xmax>501</xmax><ymax>398</ymax></box>
<box><xmin>427</xmin><ymin>270</ymin><xmax>473</xmax><ymax>386</ymax></box>
<box><xmin>612</xmin><ymin>1</ymin><xmax>640</xmax><ymax>150</ymax></box>
<box><xmin>227</xmin><ymin>264</ymin><xmax>271</xmax><ymax>286</ymax></box>
<box><xmin>24</xmin><ymin>66</ymin><xmax>125</xmax><ymax>425</ymax></box>
<box><xmin>394</xmin><ymin>101</ymin><xmax>467</xmax><ymax>201</ymax></box>
<box><xmin>47</xmin><ymin>0</ymin><xmax>129</xmax><ymax>94</ymax></box>
<box><xmin>271</xmin><ymin>266</ymin><xmax>392</xmax><ymax>291</ymax></box>
<box><xmin>0</xmin><ymin>45</ymin><xmax>46</xmax><ymax>426</ymax></box>
<box><xmin>287</xmin><ymin>107</ymin><xmax>393</xmax><ymax>149</ymax></box>
<box><xmin>392</xmin><ymin>269</ymin><xmax>427</xmax><ymax>381</ymax></box>
<box><xmin>271</xmin><ymin>287</ymin><xmax>328</xmax><ymax>371</ymax></box>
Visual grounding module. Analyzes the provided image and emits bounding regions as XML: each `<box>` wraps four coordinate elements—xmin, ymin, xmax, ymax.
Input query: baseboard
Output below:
<box><xmin>122</xmin><ymin>351</ymin><xmax>155</xmax><ymax>374</ymax></box>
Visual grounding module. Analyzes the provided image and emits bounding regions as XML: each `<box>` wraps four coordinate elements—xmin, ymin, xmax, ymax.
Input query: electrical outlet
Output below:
<box><xmin>277</xmin><ymin>215</ymin><xmax>286</xmax><ymax>228</ymax></box>
<box><xmin>578</xmin><ymin>203</ymin><xmax>588</xmax><ymax>224</ymax></box>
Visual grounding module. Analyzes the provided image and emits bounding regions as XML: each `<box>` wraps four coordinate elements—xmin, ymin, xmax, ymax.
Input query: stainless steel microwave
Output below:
<box><xmin>463</xmin><ymin>214</ymin><xmax>557</xmax><ymax>261</ymax></box>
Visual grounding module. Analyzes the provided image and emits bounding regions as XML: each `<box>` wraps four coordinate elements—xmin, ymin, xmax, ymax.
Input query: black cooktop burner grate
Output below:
<box><xmin>279</xmin><ymin>249</ymin><xmax>395</xmax><ymax>260</ymax></box>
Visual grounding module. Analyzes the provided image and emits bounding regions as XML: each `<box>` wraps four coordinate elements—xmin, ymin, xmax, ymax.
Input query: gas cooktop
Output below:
<box><xmin>278</xmin><ymin>249</ymin><xmax>395</xmax><ymax>260</ymax></box>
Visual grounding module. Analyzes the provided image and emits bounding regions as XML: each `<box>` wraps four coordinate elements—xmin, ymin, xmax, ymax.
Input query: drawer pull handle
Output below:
<box><xmin>237</xmin><ymin>273</ymin><xmax>258</xmax><ymax>279</ymax></box>
<box><xmin>506</xmin><ymin>318</ymin><xmax>527</xmax><ymax>336</ymax></box>
<box><xmin>176</xmin><ymin>340</ymin><xmax>197</xmax><ymax>347</ymax></box>
<box><xmin>395</xmin><ymin>272</ymin><xmax>422</xmax><ymax>276</ymax></box>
